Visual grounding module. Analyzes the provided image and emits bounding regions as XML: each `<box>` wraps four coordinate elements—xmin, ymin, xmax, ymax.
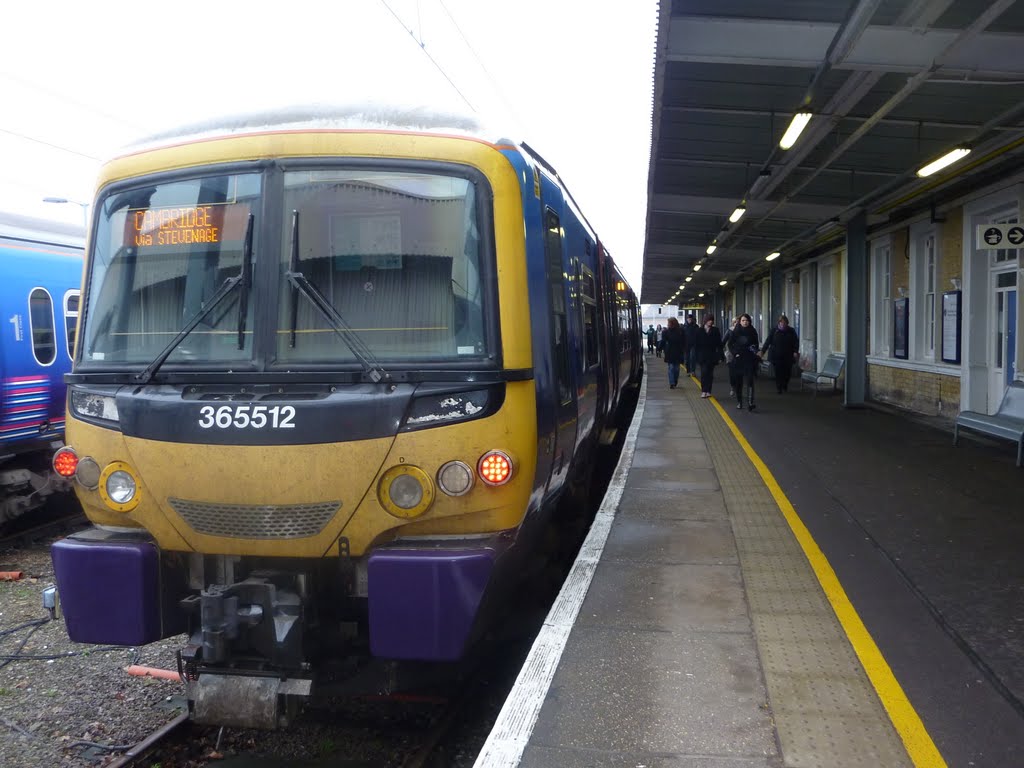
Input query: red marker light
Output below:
<box><xmin>478</xmin><ymin>451</ymin><xmax>512</xmax><ymax>486</ymax></box>
<box><xmin>53</xmin><ymin>447</ymin><xmax>79</xmax><ymax>478</ymax></box>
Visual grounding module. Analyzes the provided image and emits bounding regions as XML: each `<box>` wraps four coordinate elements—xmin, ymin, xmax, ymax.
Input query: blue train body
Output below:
<box><xmin>0</xmin><ymin>212</ymin><xmax>84</xmax><ymax>524</ymax></box>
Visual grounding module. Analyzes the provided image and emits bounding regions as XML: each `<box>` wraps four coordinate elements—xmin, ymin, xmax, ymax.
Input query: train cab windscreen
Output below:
<box><xmin>82</xmin><ymin>172</ymin><xmax>260</xmax><ymax>367</ymax></box>
<box><xmin>277</xmin><ymin>169</ymin><xmax>488</xmax><ymax>365</ymax></box>
<box><xmin>79</xmin><ymin>167</ymin><xmax>491</xmax><ymax>373</ymax></box>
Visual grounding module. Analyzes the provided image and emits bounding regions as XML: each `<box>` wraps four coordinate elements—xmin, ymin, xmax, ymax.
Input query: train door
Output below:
<box><xmin>542</xmin><ymin>206</ymin><xmax>577</xmax><ymax>493</ymax></box>
<box><xmin>600</xmin><ymin>249</ymin><xmax>620</xmax><ymax>416</ymax></box>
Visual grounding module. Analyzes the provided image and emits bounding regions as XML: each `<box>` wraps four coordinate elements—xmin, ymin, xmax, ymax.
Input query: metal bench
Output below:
<box><xmin>953</xmin><ymin>381</ymin><xmax>1024</xmax><ymax>467</ymax></box>
<box><xmin>800</xmin><ymin>354</ymin><xmax>845</xmax><ymax>397</ymax></box>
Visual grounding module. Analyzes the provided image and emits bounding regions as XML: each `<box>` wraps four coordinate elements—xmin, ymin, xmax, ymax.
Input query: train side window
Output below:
<box><xmin>64</xmin><ymin>290</ymin><xmax>80</xmax><ymax>360</ymax></box>
<box><xmin>543</xmin><ymin>208</ymin><xmax>571</xmax><ymax>404</ymax></box>
<box><xmin>581</xmin><ymin>266</ymin><xmax>598</xmax><ymax>368</ymax></box>
<box><xmin>28</xmin><ymin>288</ymin><xmax>57</xmax><ymax>366</ymax></box>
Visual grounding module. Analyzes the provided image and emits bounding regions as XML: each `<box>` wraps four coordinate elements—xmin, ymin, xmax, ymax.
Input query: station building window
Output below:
<box><xmin>910</xmin><ymin>225</ymin><xmax>940</xmax><ymax>362</ymax></box>
<box><xmin>871</xmin><ymin>237</ymin><xmax>892</xmax><ymax>356</ymax></box>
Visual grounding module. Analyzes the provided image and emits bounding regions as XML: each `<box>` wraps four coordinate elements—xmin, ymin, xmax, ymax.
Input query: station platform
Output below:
<box><xmin>476</xmin><ymin>364</ymin><xmax>1024</xmax><ymax>768</ymax></box>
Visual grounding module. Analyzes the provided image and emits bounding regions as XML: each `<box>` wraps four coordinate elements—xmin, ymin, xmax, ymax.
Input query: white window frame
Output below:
<box><xmin>871</xmin><ymin>237</ymin><xmax>892</xmax><ymax>356</ymax></box>
<box><xmin>924</xmin><ymin>234</ymin><xmax>937</xmax><ymax>359</ymax></box>
<box><xmin>27</xmin><ymin>287</ymin><xmax>57</xmax><ymax>367</ymax></box>
<box><xmin>63</xmin><ymin>289</ymin><xmax>80</xmax><ymax>361</ymax></box>
<box><xmin>909</xmin><ymin>223</ymin><xmax>939</xmax><ymax>362</ymax></box>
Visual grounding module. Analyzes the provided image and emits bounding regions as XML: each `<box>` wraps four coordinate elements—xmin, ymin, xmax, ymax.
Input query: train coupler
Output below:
<box><xmin>188</xmin><ymin>673</ymin><xmax>312</xmax><ymax>729</ymax></box>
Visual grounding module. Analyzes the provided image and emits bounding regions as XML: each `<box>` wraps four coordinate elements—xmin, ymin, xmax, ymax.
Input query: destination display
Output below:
<box><xmin>130</xmin><ymin>204</ymin><xmax>248</xmax><ymax>248</ymax></box>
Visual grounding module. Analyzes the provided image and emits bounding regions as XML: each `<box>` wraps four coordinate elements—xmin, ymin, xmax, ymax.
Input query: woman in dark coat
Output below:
<box><xmin>726</xmin><ymin>313</ymin><xmax>761</xmax><ymax>411</ymax></box>
<box><xmin>695</xmin><ymin>314</ymin><xmax>723</xmax><ymax>398</ymax></box>
<box><xmin>721</xmin><ymin>316</ymin><xmax>740</xmax><ymax>397</ymax></box>
<box><xmin>661</xmin><ymin>316</ymin><xmax>686</xmax><ymax>388</ymax></box>
<box><xmin>761</xmin><ymin>314</ymin><xmax>800</xmax><ymax>393</ymax></box>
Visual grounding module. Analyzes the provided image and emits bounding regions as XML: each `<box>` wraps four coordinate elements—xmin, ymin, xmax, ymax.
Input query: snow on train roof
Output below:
<box><xmin>121</xmin><ymin>103</ymin><xmax>515</xmax><ymax>154</ymax></box>
<box><xmin>0</xmin><ymin>211</ymin><xmax>85</xmax><ymax>249</ymax></box>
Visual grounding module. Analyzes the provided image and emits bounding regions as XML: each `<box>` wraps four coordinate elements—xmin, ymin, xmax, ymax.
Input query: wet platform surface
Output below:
<box><xmin>477</xmin><ymin>362</ymin><xmax>1024</xmax><ymax>768</ymax></box>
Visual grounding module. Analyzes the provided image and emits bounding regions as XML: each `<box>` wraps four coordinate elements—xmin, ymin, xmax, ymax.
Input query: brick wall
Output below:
<box><xmin>867</xmin><ymin>363</ymin><xmax>961</xmax><ymax>420</ymax></box>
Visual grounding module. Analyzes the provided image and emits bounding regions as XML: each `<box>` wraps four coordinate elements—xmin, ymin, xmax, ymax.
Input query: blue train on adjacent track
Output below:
<box><xmin>50</xmin><ymin>106</ymin><xmax>643</xmax><ymax>727</ymax></box>
<box><xmin>0</xmin><ymin>212</ymin><xmax>84</xmax><ymax>527</ymax></box>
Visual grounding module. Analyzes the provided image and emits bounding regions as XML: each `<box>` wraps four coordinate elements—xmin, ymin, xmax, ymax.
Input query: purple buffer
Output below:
<box><xmin>51</xmin><ymin>537</ymin><xmax>162</xmax><ymax>645</ymax></box>
<box><xmin>367</xmin><ymin>549</ymin><xmax>494</xmax><ymax>661</ymax></box>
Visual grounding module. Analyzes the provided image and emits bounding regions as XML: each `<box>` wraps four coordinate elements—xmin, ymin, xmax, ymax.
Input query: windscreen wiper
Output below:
<box><xmin>286</xmin><ymin>210</ymin><xmax>390</xmax><ymax>384</ymax></box>
<box><xmin>236</xmin><ymin>215</ymin><xmax>254</xmax><ymax>349</ymax></box>
<box><xmin>136</xmin><ymin>214</ymin><xmax>255</xmax><ymax>384</ymax></box>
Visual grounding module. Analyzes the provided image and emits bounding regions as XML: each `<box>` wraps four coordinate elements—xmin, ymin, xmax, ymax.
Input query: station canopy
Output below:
<box><xmin>642</xmin><ymin>0</ymin><xmax>1024</xmax><ymax>304</ymax></box>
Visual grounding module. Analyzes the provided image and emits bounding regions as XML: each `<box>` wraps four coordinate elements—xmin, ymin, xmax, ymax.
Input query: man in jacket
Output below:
<box><xmin>681</xmin><ymin>314</ymin><xmax>699</xmax><ymax>375</ymax></box>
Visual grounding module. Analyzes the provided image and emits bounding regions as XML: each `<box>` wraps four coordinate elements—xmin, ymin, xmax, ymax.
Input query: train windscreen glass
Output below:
<box><xmin>277</xmin><ymin>169</ymin><xmax>488</xmax><ymax>363</ymax></box>
<box><xmin>83</xmin><ymin>173</ymin><xmax>260</xmax><ymax>365</ymax></box>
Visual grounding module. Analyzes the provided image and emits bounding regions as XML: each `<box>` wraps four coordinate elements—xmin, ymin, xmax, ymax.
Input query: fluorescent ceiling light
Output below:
<box><xmin>685</xmin><ymin>276</ymin><xmax>693</xmax><ymax>282</ymax></box>
<box><xmin>729</xmin><ymin>206</ymin><xmax>746</xmax><ymax>223</ymax></box>
<box><xmin>917</xmin><ymin>147</ymin><xmax>971</xmax><ymax>177</ymax></box>
<box><xmin>719</xmin><ymin>280</ymin><xmax>727</xmax><ymax>286</ymax></box>
<box><xmin>693</xmin><ymin>263</ymin><xmax>702</xmax><ymax>271</ymax></box>
<box><xmin>698</xmin><ymin>292</ymin><xmax>705</xmax><ymax>297</ymax></box>
<box><xmin>678</xmin><ymin>284</ymin><xmax>685</xmax><ymax>289</ymax></box>
<box><xmin>766</xmin><ymin>252</ymin><xmax>780</xmax><ymax>261</ymax></box>
<box><xmin>779</xmin><ymin>112</ymin><xmax>812</xmax><ymax>150</ymax></box>
<box><xmin>706</xmin><ymin>244</ymin><xmax>717</xmax><ymax>255</ymax></box>
<box><xmin>749</xmin><ymin>169</ymin><xmax>772</xmax><ymax>196</ymax></box>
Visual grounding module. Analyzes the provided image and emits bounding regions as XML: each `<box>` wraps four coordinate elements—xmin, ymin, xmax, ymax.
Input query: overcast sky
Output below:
<box><xmin>0</xmin><ymin>0</ymin><xmax>656</xmax><ymax>289</ymax></box>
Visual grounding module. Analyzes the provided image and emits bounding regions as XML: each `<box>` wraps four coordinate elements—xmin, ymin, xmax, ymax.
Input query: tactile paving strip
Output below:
<box><xmin>683</xmin><ymin>386</ymin><xmax>912</xmax><ymax>768</ymax></box>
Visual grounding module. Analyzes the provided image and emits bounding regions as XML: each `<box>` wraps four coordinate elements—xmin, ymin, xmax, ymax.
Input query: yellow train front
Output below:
<box><xmin>50</xmin><ymin>108</ymin><xmax>641</xmax><ymax>728</ymax></box>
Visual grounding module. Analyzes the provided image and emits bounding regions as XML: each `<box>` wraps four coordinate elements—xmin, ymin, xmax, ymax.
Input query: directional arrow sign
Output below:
<box><xmin>976</xmin><ymin>223</ymin><xmax>1024</xmax><ymax>250</ymax></box>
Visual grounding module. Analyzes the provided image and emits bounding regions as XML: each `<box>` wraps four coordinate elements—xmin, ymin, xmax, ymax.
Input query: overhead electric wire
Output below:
<box><xmin>378</xmin><ymin>0</ymin><xmax>477</xmax><ymax>113</ymax></box>
<box><xmin>0</xmin><ymin>127</ymin><xmax>100</xmax><ymax>161</ymax></box>
<box><xmin>436</xmin><ymin>0</ymin><xmax>529</xmax><ymax>132</ymax></box>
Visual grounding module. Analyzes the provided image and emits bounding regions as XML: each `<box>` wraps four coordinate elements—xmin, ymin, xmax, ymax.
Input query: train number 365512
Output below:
<box><xmin>198</xmin><ymin>405</ymin><xmax>296</xmax><ymax>429</ymax></box>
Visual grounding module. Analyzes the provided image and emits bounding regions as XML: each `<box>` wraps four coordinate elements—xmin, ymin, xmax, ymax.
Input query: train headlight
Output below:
<box><xmin>53</xmin><ymin>447</ymin><xmax>78</xmax><ymax>477</ymax></box>
<box><xmin>98</xmin><ymin>462</ymin><xmax>141</xmax><ymax>513</ymax></box>
<box><xmin>401</xmin><ymin>387</ymin><xmax>498</xmax><ymax>432</ymax></box>
<box><xmin>478</xmin><ymin>450</ymin><xmax>513</xmax><ymax>486</ymax></box>
<box><xmin>70</xmin><ymin>389</ymin><xmax>120</xmax><ymax>424</ymax></box>
<box><xmin>377</xmin><ymin>465</ymin><xmax>434</xmax><ymax>519</ymax></box>
<box><xmin>75</xmin><ymin>457</ymin><xmax>101</xmax><ymax>490</ymax></box>
<box><xmin>437</xmin><ymin>461</ymin><xmax>474</xmax><ymax>496</ymax></box>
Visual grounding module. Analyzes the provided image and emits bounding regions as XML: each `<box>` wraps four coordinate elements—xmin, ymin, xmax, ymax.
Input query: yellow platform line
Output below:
<box><xmin>700</xmin><ymin>384</ymin><xmax>947</xmax><ymax>768</ymax></box>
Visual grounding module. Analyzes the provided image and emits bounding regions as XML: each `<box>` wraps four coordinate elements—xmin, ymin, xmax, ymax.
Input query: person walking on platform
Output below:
<box><xmin>655</xmin><ymin>324</ymin><xmax>663</xmax><ymax>358</ymax></box>
<box><xmin>726</xmin><ymin>313</ymin><xmax>761</xmax><ymax>411</ymax></box>
<box><xmin>722</xmin><ymin>316</ymin><xmax>741</xmax><ymax>397</ymax></box>
<box><xmin>761</xmin><ymin>314</ymin><xmax>800</xmax><ymax>393</ymax></box>
<box><xmin>661</xmin><ymin>316</ymin><xmax>686</xmax><ymax>389</ymax></box>
<box><xmin>695</xmin><ymin>314</ymin><xmax>723</xmax><ymax>398</ymax></box>
<box><xmin>646</xmin><ymin>324</ymin><xmax>656</xmax><ymax>355</ymax></box>
<box><xmin>682</xmin><ymin>314</ymin><xmax>699</xmax><ymax>375</ymax></box>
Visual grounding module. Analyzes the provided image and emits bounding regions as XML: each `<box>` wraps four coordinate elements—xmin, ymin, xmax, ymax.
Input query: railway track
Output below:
<box><xmin>0</xmin><ymin>509</ymin><xmax>86</xmax><ymax>551</ymax></box>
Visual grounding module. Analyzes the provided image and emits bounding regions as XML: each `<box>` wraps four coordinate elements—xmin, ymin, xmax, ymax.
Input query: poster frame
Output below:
<box><xmin>893</xmin><ymin>297</ymin><xmax>909</xmax><ymax>360</ymax></box>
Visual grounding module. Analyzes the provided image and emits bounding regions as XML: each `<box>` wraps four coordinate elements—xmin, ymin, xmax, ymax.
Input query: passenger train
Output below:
<box><xmin>50</xmin><ymin>106</ymin><xmax>642</xmax><ymax>728</ymax></box>
<box><xmin>0</xmin><ymin>213</ymin><xmax>83</xmax><ymax>527</ymax></box>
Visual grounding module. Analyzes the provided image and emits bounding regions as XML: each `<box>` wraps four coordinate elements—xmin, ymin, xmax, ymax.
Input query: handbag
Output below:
<box><xmin>724</xmin><ymin>349</ymin><xmax>734</xmax><ymax>364</ymax></box>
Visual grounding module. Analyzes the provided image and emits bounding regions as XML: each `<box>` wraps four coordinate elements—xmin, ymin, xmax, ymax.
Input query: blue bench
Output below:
<box><xmin>953</xmin><ymin>381</ymin><xmax>1024</xmax><ymax>467</ymax></box>
<box><xmin>800</xmin><ymin>354</ymin><xmax>845</xmax><ymax>397</ymax></box>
